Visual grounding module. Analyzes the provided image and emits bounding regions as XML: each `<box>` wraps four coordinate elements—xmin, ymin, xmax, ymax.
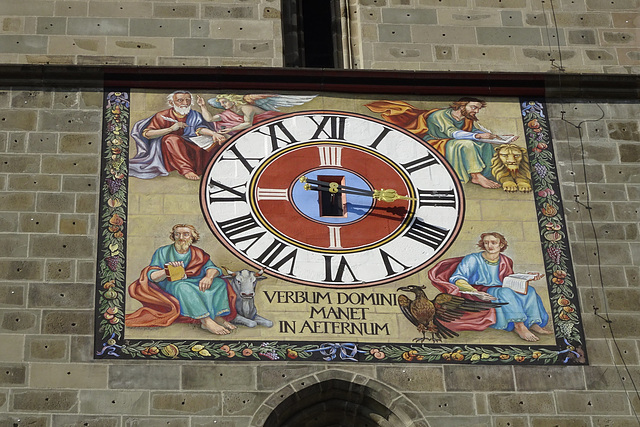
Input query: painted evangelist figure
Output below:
<box><xmin>125</xmin><ymin>224</ymin><xmax>238</xmax><ymax>335</ymax></box>
<box><xmin>366</xmin><ymin>98</ymin><xmax>522</xmax><ymax>189</ymax></box>
<box><xmin>129</xmin><ymin>92</ymin><xmax>315</xmax><ymax>181</ymax></box>
<box><xmin>428</xmin><ymin>232</ymin><xmax>552</xmax><ymax>342</ymax></box>
<box><xmin>129</xmin><ymin>91</ymin><xmax>224</xmax><ymax>181</ymax></box>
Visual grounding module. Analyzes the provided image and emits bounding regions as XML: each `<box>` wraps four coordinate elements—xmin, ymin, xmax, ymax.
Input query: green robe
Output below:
<box><xmin>425</xmin><ymin>108</ymin><xmax>496</xmax><ymax>183</ymax></box>
<box><xmin>148</xmin><ymin>244</ymin><xmax>230</xmax><ymax>319</ymax></box>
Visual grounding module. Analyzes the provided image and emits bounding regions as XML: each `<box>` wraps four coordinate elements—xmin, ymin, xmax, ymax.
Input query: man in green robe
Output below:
<box><xmin>366</xmin><ymin>97</ymin><xmax>516</xmax><ymax>188</ymax></box>
<box><xmin>126</xmin><ymin>224</ymin><xmax>236</xmax><ymax>335</ymax></box>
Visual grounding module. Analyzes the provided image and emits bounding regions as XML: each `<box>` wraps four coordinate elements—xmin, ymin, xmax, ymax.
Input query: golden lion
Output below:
<box><xmin>490</xmin><ymin>144</ymin><xmax>532</xmax><ymax>192</ymax></box>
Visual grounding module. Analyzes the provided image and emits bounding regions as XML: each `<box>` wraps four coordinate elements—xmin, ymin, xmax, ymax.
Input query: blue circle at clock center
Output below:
<box><xmin>291</xmin><ymin>169</ymin><xmax>374</xmax><ymax>225</ymax></box>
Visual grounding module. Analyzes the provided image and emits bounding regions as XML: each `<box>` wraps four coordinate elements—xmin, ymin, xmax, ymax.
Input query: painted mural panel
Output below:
<box><xmin>95</xmin><ymin>89</ymin><xmax>586</xmax><ymax>364</ymax></box>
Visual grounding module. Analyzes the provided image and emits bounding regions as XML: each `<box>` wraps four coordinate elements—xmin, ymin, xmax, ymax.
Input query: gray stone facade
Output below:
<box><xmin>1</xmin><ymin>0</ymin><xmax>639</xmax><ymax>425</ymax></box>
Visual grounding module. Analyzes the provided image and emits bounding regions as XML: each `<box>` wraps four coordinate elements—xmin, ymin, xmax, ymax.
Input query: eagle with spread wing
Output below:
<box><xmin>397</xmin><ymin>285</ymin><xmax>507</xmax><ymax>342</ymax></box>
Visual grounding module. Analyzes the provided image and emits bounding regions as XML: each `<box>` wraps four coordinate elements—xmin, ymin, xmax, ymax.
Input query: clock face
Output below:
<box><xmin>201</xmin><ymin>111</ymin><xmax>464</xmax><ymax>288</ymax></box>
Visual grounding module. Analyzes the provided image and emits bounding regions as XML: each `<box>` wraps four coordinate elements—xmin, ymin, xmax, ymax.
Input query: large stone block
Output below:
<box><xmin>38</xmin><ymin>110</ymin><xmax>102</xmax><ymax>132</ymax></box>
<box><xmin>87</xmin><ymin>2</ymin><xmax>148</xmax><ymax>18</ymax></box>
<box><xmin>406</xmin><ymin>392</ymin><xmax>477</xmax><ymax>416</ymax></box>
<box><xmin>25</xmin><ymin>335</ymin><xmax>69</xmax><ymax>361</ymax></box>
<box><xmin>607</xmin><ymin>121</ymin><xmax>640</xmax><ymax>141</ymax></box>
<box><xmin>36</xmin><ymin>192</ymin><xmax>76</xmax><ymax>213</ymax></box>
<box><xmin>584</xmin><ymin>365</ymin><xmax>640</xmax><ymax>390</ymax></box>
<box><xmin>0</xmin><ymin>36</ymin><xmax>48</xmax><ymax>54</ymax></box>
<box><xmin>0</xmin><ymin>284</ymin><xmax>25</xmax><ymax>307</ymax></box>
<box><xmin>555</xmin><ymin>391</ymin><xmax>630</xmax><ymax>414</ymax></box>
<box><xmin>58</xmin><ymin>216</ymin><xmax>90</xmax><ymax>235</ymax></box>
<box><xmin>475</xmin><ymin>0</ymin><xmax>526</xmax><ymax>6</ymax></box>
<box><xmin>477</xmin><ymin>28</ymin><xmax>542</xmax><ymax>46</ymax></box>
<box><xmin>444</xmin><ymin>366</ymin><xmax>515</xmax><ymax>391</ymax></box>
<box><xmin>0</xmin><ymin>154</ymin><xmax>40</xmax><ymax>173</ymax></box>
<box><xmin>173</xmin><ymin>38</ymin><xmax>233</xmax><ymax>57</ymax></box>
<box><xmin>183</xmin><ymin>365</ymin><xmax>256</xmax><ymax>391</ymax></box>
<box><xmin>28</xmin><ymin>283</ymin><xmax>93</xmax><ymax>308</ymax></box>
<box><xmin>60</xmin><ymin>133</ymin><xmax>101</xmax><ymax>153</ymax></box>
<box><xmin>377</xmin><ymin>366</ymin><xmax>445</xmax><ymax>392</ymax></box>
<box><xmin>67</xmin><ymin>18</ymin><xmax>129</xmax><ymax>36</ymax></box>
<box><xmin>30</xmin><ymin>235</ymin><xmax>94</xmax><ymax>258</ymax></box>
<box><xmin>0</xmin><ymin>260</ymin><xmax>43</xmax><ymax>281</ymax></box>
<box><xmin>586</xmin><ymin>0</ymin><xmax>639</xmax><ymax>10</ymax></box>
<box><xmin>381</xmin><ymin>8</ymin><xmax>437</xmax><ymax>24</ymax></box>
<box><xmin>151</xmin><ymin>392</ymin><xmax>222</xmax><ymax>415</ymax></box>
<box><xmin>514</xmin><ymin>366</ymin><xmax>586</xmax><ymax>391</ymax></box>
<box><xmin>0</xmin><ymin>364</ymin><xmax>26</xmax><ymax>386</ymax></box>
<box><xmin>154</xmin><ymin>3</ymin><xmax>198</xmax><ymax>18</ymax></box>
<box><xmin>488</xmin><ymin>392</ymin><xmax>556</xmax><ymax>414</ymax></box>
<box><xmin>53</xmin><ymin>416</ymin><xmax>120</xmax><ymax>427</ymax></box>
<box><xmin>202</xmin><ymin>6</ymin><xmax>256</xmax><ymax>19</ymax></box>
<box><xmin>0</xmin><ymin>213</ymin><xmax>18</xmax><ymax>232</ymax></box>
<box><xmin>412</xmin><ymin>26</ymin><xmax>477</xmax><ymax>45</ymax></box>
<box><xmin>36</xmin><ymin>17</ymin><xmax>67</xmax><ymax>35</ymax></box>
<box><xmin>11</xmin><ymin>90</ymin><xmax>53</xmax><ymax>109</ymax></box>
<box><xmin>62</xmin><ymin>175</ymin><xmax>98</xmax><ymax>193</ymax></box>
<box><xmin>109</xmin><ymin>365</ymin><xmax>180</xmax><ymax>390</ymax></box>
<box><xmin>0</xmin><ymin>234</ymin><xmax>27</xmax><ymax>257</ymax></box>
<box><xmin>12</xmin><ymin>390</ymin><xmax>78</xmax><ymax>412</ymax></box>
<box><xmin>30</xmin><ymin>363</ymin><xmax>108</xmax><ymax>389</ymax></box>
<box><xmin>129</xmin><ymin>19</ymin><xmax>191</xmax><ymax>37</ymax></box>
<box><xmin>0</xmin><ymin>415</ymin><xmax>47</xmax><ymax>427</ymax></box>
<box><xmin>19</xmin><ymin>213</ymin><xmax>57</xmax><ymax>233</ymax></box>
<box><xmin>531</xmin><ymin>417</ymin><xmax>591</xmax><ymax>427</ymax></box>
<box><xmin>0</xmin><ymin>310</ymin><xmax>39</xmax><ymax>332</ymax></box>
<box><xmin>568</xmin><ymin>30</ymin><xmax>597</xmax><ymax>45</ymax></box>
<box><xmin>8</xmin><ymin>174</ymin><xmax>61</xmax><ymax>191</ymax></box>
<box><xmin>0</xmin><ymin>334</ymin><xmax>25</xmax><ymax>362</ymax></box>
<box><xmin>42</xmin><ymin>310</ymin><xmax>93</xmax><ymax>334</ymax></box>
<box><xmin>79</xmin><ymin>390</ymin><xmax>149</xmax><ymax>415</ymax></box>
<box><xmin>222</xmin><ymin>391</ymin><xmax>270</xmax><ymax>416</ymax></box>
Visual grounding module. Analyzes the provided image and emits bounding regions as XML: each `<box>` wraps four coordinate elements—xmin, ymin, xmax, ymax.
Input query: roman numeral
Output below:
<box><xmin>418</xmin><ymin>189</ymin><xmax>457</xmax><ymax>208</ymax></box>
<box><xmin>224</xmin><ymin>145</ymin><xmax>261</xmax><ymax>174</ymax></box>
<box><xmin>402</xmin><ymin>154</ymin><xmax>438</xmax><ymax>174</ymax></box>
<box><xmin>317</xmin><ymin>146</ymin><xmax>342</xmax><ymax>167</ymax></box>
<box><xmin>404</xmin><ymin>219</ymin><xmax>448</xmax><ymax>249</ymax></box>
<box><xmin>328</xmin><ymin>226</ymin><xmax>342</xmax><ymax>248</ymax></box>
<box><xmin>217</xmin><ymin>214</ymin><xmax>266</xmax><ymax>250</ymax></box>
<box><xmin>257</xmin><ymin>188</ymin><xmax>289</xmax><ymax>201</ymax></box>
<box><xmin>323</xmin><ymin>255</ymin><xmax>359</xmax><ymax>283</ymax></box>
<box><xmin>208</xmin><ymin>180</ymin><xmax>245</xmax><ymax>203</ymax></box>
<box><xmin>309</xmin><ymin>116</ymin><xmax>346</xmax><ymax>141</ymax></box>
<box><xmin>253</xmin><ymin>122</ymin><xmax>298</xmax><ymax>151</ymax></box>
<box><xmin>369</xmin><ymin>127</ymin><xmax>391</xmax><ymax>150</ymax></box>
<box><xmin>255</xmin><ymin>240</ymin><xmax>298</xmax><ymax>275</ymax></box>
<box><xmin>378</xmin><ymin>249</ymin><xmax>410</xmax><ymax>276</ymax></box>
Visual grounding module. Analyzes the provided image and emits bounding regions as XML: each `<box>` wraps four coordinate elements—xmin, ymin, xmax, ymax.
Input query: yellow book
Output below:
<box><xmin>164</xmin><ymin>264</ymin><xmax>186</xmax><ymax>281</ymax></box>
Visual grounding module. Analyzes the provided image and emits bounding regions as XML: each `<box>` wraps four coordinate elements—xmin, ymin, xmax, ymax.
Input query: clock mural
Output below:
<box><xmin>95</xmin><ymin>86</ymin><xmax>586</xmax><ymax>365</ymax></box>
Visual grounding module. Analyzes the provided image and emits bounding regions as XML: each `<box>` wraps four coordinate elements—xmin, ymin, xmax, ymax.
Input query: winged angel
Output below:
<box><xmin>196</xmin><ymin>93</ymin><xmax>317</xmax><ymax>143</ymax></box>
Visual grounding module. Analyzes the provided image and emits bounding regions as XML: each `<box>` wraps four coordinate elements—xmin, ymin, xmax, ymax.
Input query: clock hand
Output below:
<box><xmin>299</xmin><ymin>176</ymin><xmax>416</xmax><ymax>202</ymax></box>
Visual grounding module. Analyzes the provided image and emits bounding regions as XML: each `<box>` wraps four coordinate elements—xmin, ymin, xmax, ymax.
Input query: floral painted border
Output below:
<box><xmin>95</xmin><ymin>91</ymin><xmax>586</xmax><ymax>364</ymax></box>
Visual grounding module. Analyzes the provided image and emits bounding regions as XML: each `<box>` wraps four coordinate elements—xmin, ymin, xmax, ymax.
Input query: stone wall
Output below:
<box><xmin>1</xmin><ymin>0</ymin><xmax>640</xmax><ymax>425</ymax></box>
<box><xmin>0</xmin><ymin>0</ymin><xmax>638</xmax><ymax>73</ymax></box>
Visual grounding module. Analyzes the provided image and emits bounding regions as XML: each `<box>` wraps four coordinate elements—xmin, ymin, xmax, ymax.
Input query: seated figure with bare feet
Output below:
<box><xmin>125</xmin><ymin>224</ymin><xmax>236</xmax><ymax>335</ymax></box>
<box><xmin>448</xmin><ymin>232</ymin><xmax>551</xmax><ymax>342</ymax></box>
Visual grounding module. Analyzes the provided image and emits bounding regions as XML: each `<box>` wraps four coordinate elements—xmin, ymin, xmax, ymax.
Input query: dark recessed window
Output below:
<box><xmin>282</xmin><ymin>0</ymin><xmax>343</xmax><ymax>68</ymax></box>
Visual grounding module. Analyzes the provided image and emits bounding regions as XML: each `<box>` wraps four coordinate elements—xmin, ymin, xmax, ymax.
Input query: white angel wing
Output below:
<box><xmin>207</xmin><ymin>98</ymin><xmax>223</xmax><ymax>109</ymax></box>
<box><xmin>251</xmin><ymin>94</ymin><xmax>317</xmax><ymax>111</ymax></box>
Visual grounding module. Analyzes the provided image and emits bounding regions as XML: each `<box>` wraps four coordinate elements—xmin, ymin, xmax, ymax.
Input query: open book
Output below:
<box><xmin>502</xmin><ymin>273</ymin><xmax>537</xmax><ymax>294</ymax></box>
<box><xmin>481</xmin><ymin>135</ymin><xmax>518</xmax><ymax>145</ymax></box>
<box><xmin>188</xmin><ymin>135</ymin><xmax>215</xmax><ymax>151</ymax></box>
<box><xmin>460</xmin><ymin>273</ymin><xmax>537</xmax><ymax>297</ymax></box>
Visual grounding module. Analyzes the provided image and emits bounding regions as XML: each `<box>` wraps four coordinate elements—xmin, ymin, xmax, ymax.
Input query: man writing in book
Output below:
<box><xmin>126</xmin><ymin>224</ymin><xmax>236</xmax><ymax>335</ymax></box>
<box><xmin>446</xmin><ymin>232</ymin><xmax>551</xmax><ymax>342</ymax></box>
<box><xmin>129</xmin><ymin>91</ymin><xmax>226</xmax><ymax>181</ymax></box>
<box><xmin>366</xmin><ymin>97</ymin><xmax>517</xmax><ymax>189</ymax></box>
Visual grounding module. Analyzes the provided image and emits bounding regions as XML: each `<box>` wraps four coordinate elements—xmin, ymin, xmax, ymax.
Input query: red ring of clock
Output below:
<box><xmin>248</xmin><ymin>142</ymin><xmax>414</xmax><ymax>253</ymax></box>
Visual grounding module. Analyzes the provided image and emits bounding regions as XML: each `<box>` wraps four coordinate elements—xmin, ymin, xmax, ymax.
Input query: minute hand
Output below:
<box><xmin>299</xmin><ymin>176</ymin><xmax>415</xmax><ymax>203</ymax></box>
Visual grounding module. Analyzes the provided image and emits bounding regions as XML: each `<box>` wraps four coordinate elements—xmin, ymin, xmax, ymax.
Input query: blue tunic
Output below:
<box><xmin>147</xmin><ymin>245</ymin><xmax>230</xmax><ymax>319</ymax></box>
<box><xmin>449</xmin><ymin>252</ymin><xmax>548</xmax><ymax>331</ymax></box>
